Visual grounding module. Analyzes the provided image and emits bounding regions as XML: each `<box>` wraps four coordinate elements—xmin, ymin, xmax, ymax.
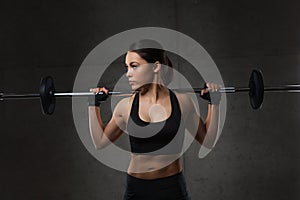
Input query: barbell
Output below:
<box><xmin>0</xmin><ymin>69</ymin><xmax>299</xmax><ymax>115</ymax></box>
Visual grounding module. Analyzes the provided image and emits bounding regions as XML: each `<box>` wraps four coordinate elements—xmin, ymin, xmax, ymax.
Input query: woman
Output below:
<box><xmin>88</xmin><ymin>40</ymin><xmax>221</xmax><ymax>200</ymax></box>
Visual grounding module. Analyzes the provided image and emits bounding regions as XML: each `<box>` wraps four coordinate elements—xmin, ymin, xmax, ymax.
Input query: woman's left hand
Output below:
<box><xmin>200</xmin><ymin>82</ymin><xmax>222</xmax><ymax>105</ymax></box>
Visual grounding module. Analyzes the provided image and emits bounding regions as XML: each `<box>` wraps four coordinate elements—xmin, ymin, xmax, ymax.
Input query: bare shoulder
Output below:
<box><xmin>113</xmin><ymin>95</ymin><xmax>135</xmax><ymax>122</ymax></box>
<box><xmin>172</xmin><ymin>92</ymin><xmax>195</xmax><ymax>113</ymax></box>
<box><xmin>113</xmin><ymin>96</ymin><xmax>130</xmax><ymax>114</ymax></box>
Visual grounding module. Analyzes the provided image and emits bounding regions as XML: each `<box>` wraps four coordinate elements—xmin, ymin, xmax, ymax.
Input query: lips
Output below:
<box><xmin>129</xmin><ymin>81</ymin><xmax>135</xmax><ymax>85</ymax></box>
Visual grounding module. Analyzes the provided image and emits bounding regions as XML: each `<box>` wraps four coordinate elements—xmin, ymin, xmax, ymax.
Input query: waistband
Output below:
<box><xmin>126</xmin><ymin>171</ymin><xmax>184</xmax><ymax>184</ymax></box>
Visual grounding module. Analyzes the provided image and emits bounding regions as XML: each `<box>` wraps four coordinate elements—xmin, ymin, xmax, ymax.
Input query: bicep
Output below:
<box><xmin>185</xmin><ymin>110</ymin><xmax>206</xmax><ymax>143</ymax></box>
<box><xmin>102</xmin><ymin>116</ymin><xmax>125</xmax><ymax>143</ymax></box>
<box><xmin>182</xmin><ymin>95</ymin><xmax>206</xmax><ymax>143</ymax></box>
<box><xmin>103</xmin><ymin>98</ymin><xmax>129</xmax><ymax>143</ymax></box>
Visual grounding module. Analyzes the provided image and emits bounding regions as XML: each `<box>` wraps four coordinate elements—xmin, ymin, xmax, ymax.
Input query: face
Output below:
<box><xmin>125</xmin><ymin>51</ymin><xmax>155</xmax><ymax>90</ymax></box>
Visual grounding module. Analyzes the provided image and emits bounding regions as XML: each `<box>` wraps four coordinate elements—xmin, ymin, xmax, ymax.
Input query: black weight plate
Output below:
<box><xmin>249</xmin><ymin>69</ymin><xmax>264</xmax><ymax>109</ymax></box>
<box><xmin>40</xmin><ymin>76</ymin><xmax>56</xmax><ymax>115</ymax></box>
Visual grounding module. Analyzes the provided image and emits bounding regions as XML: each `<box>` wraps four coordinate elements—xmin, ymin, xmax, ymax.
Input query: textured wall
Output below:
<box><xmin>0</xmin><ymin>0</ymin><xmax>299</xmax><ymax>199</ymax></box>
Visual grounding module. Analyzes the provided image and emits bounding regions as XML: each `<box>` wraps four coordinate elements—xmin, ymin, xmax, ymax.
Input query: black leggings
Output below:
<box><xmin>123</xmin><ymin>172</ymin><xmax>191</xmax><ymax>200</ymax></box>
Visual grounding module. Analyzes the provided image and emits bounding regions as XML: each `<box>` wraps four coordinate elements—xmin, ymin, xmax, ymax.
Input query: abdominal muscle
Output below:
<box><xmin>127</xmin><ymin>153</ymin><xmax>183</xmax><ymax>179</ymax></box>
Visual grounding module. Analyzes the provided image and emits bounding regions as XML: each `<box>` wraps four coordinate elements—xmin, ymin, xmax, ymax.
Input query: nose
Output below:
<box><xmin>126</xmin><ymin>67</ymin><xmax>132</xmax><ymax>78</ymax></box>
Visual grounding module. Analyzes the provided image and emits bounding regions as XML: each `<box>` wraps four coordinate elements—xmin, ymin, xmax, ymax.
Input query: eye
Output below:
<box><xmin>129</xmin><ymin>63</ymin><xmax>139</xmax><ymax>69</ymax></box>
<box><xmin>124</xmin><ymin>62</ymin><xmax>139</xmax><ymax>70</ymax></box>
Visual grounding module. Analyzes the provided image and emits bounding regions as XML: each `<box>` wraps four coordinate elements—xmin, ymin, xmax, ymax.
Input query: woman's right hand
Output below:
<box><xmin>88</xmin><ymin>87</ymin><xmax>109</xmax><ymax>106</ymax></box>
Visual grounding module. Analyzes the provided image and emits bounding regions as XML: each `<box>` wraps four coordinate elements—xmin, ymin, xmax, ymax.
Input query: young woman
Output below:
<box><xmin>88</xmin><ymin>40</ymin><xmax>221</xmax><ymax>200</ymax></box>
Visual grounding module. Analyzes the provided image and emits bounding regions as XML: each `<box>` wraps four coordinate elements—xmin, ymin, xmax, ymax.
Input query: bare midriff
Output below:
<box><xmin>127</xmin><ymin>154</ymin><xmax>182</xmax><ymax>180</ymax></box>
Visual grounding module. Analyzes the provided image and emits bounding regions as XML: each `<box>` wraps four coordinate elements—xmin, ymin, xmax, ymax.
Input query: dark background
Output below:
<box><xmin>0</xmin><ymin>0</ymin><xmax>299</xmax><ymax>199</ymax></box>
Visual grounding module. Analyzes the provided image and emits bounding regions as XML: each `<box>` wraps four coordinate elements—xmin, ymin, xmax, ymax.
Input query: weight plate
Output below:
<box><xmin>249</xmin><ymin>69</ymin><xmax>264</xmax><ymax>109</ymax></box>
<box><xmin>40</xmin><ymin>76</ymin><xmax>56</xmax><ymax>115</ymax></box>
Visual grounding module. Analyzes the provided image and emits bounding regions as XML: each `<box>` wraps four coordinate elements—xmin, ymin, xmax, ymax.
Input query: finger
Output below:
<box><xmin>207</xmin><ymin>83</ymin><xmax>215</xmax><ymax>92</ymax></box>
<box><xmin>90</xmin><ymin>88</ymin><xmax>101</xmax><ymax>93</ymax></box>
<box><xmin>210</xmin><ymin>83</ymin><xmax>220</xmax><ymax>91</ymax></box>
<box><xmin>213</xmin><ymin>84</ymin><xmax>218</xmax><ymax>91</ymax></box>
<box><xmin>206</xmin><ymin>82</ymin><xmax>211</xmax><ymax>89</ymax></box>
<box><xmin>100</xmin><ymin>87</ymin><xmax>109</xmax><ymax>95</ymax></box>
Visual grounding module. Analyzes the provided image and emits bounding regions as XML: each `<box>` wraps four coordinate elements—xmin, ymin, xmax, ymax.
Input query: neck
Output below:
<box><xmin>140</xmin><ymin>83</ymin><xmax>168</xmax><ymax>103</ymax></box>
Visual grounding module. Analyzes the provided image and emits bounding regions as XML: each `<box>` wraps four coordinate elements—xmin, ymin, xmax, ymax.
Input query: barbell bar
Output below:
<box><xmin>0</xmin><ymin>69</ymin><xmax>299</xmax><ymax>115</ymax></box>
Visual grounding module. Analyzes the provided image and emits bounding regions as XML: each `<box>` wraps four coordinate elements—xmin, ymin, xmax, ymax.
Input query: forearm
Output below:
<box><xmin>88</xmin><ymin>106</ymin><xmax>105</xmax><ymax>149</ymax></box>
<box><xmin>203</xmin><ymin>104</ymin><xmax>220</xmax><ymax>148</ymax></box>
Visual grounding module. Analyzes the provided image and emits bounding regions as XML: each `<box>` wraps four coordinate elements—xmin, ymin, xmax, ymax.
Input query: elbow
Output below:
<box><xmin>202</xmin><ymin>141</ymin><xmax>215</xmax><ymax>149</ymax></box>
<box><xmin>204</xmin><ymin>134</ymin><xmax>218</xmax><ymax>149</ymax></box>
<box><xmin>89</xmin><ymin>129</ymin><xmax>105</xmax><ymax>150</ymax></box>
<box><xmin>94</xmin><ymin>144</ymin><xmax>104</xmax><ymax>150</ymax></box>
<box><xmin>92</xmin><ymin>139</ymin><xmax>107</xmax><ymax>150</ymax></box>
<box><xmin>196</xmin><ymin>138</ymin><xmax>214</xmax><ymax>149</ymax></box>
<box><xmin>197</xmin><ymin>131</ymin><xmax>217</xmax><ymax>149</ymax></box>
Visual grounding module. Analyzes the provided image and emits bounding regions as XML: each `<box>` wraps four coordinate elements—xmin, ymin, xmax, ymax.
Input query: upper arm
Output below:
<box><xmin>102</xmin><ymin>97</ymin><xmax>130</xmax><ymax>143</ymax></box>
<box><xmin>111</xmin><ymin>97</ymin><xmax>129</xmax><ymax>132</ymax></box>
<box><xmin>178</xmin><ymin>93</ymin><xmax>206</xmax><ymax>144</ymax></box>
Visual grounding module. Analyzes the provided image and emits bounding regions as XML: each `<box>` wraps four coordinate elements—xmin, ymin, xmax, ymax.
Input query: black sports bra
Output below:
<box><xmin>127</xmin><ymin>89</ymin><xmax>185</xmax><ymax>155</ymax></box>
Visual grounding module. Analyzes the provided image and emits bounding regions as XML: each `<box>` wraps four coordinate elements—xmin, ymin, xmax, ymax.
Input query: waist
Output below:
<box><xmin>127</xmin><ymin>170</ymin><xmax>184</xmax><ymax>182</ymax></box>
<box><xmin>128</xmin><ymin>157</ymin><xmax>182</xmax><ymax>179</ymax></box>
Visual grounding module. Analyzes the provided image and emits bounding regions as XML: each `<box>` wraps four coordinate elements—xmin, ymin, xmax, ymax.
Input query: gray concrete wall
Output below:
<box><xmin>0</xmin><ymin>0</ymin><xmax>299</xmax><ymax>199</ymax></box>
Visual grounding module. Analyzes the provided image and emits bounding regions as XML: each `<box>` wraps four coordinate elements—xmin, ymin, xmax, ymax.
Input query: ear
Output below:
<box><xmin>153</xmin><ymin>61</ymin><xmax>161</xmax><ymax>73</ymax></box>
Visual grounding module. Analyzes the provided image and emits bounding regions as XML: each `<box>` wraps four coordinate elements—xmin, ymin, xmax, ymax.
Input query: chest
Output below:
<box><xmin>138</xmin><ymin>99</ymin><xmax>172</xmax><ymax>123</ymax></box>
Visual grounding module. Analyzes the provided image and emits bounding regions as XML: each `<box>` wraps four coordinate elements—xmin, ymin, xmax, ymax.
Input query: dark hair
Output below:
<box><xmin>128</xmin><ymin>39</ymin><xmax>173</xmax><ymax>85</ymax></box>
